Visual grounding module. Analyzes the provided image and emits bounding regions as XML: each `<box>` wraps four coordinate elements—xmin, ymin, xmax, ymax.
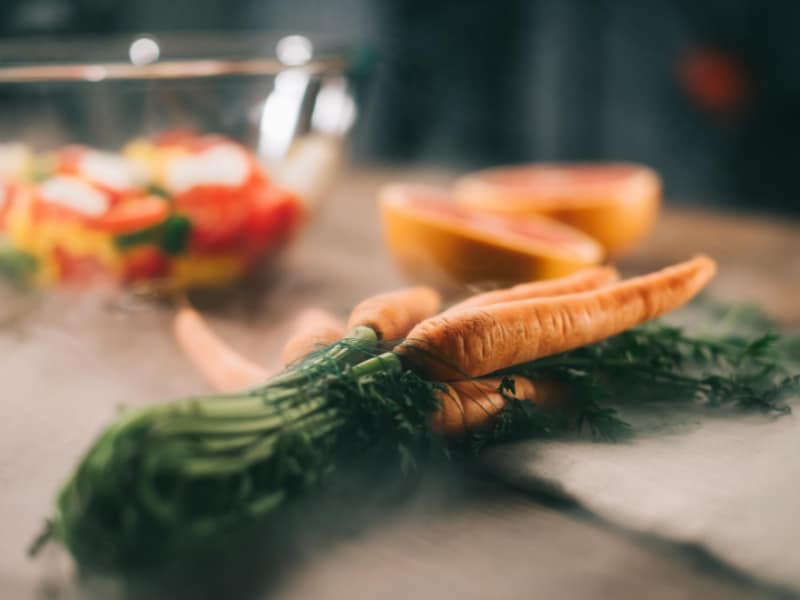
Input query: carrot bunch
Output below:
<box><xmin>173</xmin><ymin>257</ymin><xmax>711</xmax><ymax>435</ymax></box>
<box><xmin>44</xmin><ymin>254</ymin><xmax>798</xmax><ymax>575</ymax></box>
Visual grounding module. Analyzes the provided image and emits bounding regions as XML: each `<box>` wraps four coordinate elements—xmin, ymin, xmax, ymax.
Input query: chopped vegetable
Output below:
<box><xmin>114</xmin><ymin>214</ymin><xmax>191</xmax><ymax>255</ymax></box>
<box><xmin>94</xmin><ymin>195</ymin><xmax>169</xmax><ymax>234</ymax></box>
<box><xmin>159</xmin><ymin>215</ymin><xmax>193</xmax><ymax>256</ymax></box>
<box><xmin>0</xmin><ymin>133</ymin><xmax>303</xmax><ymax>290</ymax></box>
<box><xmin>0</xmin><ymin>245</ymin><xmax>38</xmax><ymax>287</ymax></box>
<box><xmin>121</xmin><ymin>246</ymin><xmax>169</xmax><ymax>282</ymax></box>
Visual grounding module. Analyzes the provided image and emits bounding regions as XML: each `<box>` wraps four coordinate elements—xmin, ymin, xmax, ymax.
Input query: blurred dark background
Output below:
<box><xmin>1</xmin><ymin>0</ymin><xmax>799</xmax><ymax>214</ymax></box>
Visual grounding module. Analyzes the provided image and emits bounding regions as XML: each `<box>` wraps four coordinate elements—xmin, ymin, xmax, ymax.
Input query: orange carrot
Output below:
<box><xmin>346</xmin><ymin>286</ymin><xmax>442</xmax><ymax>340</ymax></box>
<box><xmin>446</xmin><ymin>265</ymin><xmax>619</xmax><ymax>313</ymax></box>
<box><xmin>397</xmin><ymin>255</ymin><xmax>716</xmax><ymax>379</ymax></box>
<box><xmin>431</xmin><ymin>376</ymin><xmax>536</xmax><ymax>435</ymax></box>
<box><xmin>280</xmin><ymin>308</ymin><xmax>345</xmax><ymax>366</ymax></box>
<box><xmin>174</xmin><ymin>306</ymin><xmax>268</xmax><ymax>392</ymax></box>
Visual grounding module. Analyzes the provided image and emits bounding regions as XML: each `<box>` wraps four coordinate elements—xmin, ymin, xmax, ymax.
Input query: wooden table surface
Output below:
<box><xmin>2</xmin><ymin>168</ymin><xmax>799</xmax><ymax>600</ymax></box>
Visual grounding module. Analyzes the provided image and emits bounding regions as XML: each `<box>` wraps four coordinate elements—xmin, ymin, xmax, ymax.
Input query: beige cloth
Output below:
<box><xmin>486</xmin><ymin>403</ymin><xmax>800</xmax><ymax>592</ymax></box>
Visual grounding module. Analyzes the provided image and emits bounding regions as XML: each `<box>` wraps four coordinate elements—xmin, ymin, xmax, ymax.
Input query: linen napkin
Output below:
<box><xmin>486</xmin><ymin>318</ymin><xmax>800</xmax><ymax>592</ymax></box>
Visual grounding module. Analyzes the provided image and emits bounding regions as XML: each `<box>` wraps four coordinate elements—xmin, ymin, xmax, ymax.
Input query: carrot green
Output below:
<box><xmin>33</xmin><ymin>303</ymin><xmax>799</xmax><ymax>574</ymax></box>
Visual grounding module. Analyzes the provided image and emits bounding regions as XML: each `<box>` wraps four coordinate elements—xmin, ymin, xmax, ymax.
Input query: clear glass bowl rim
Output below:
<box><xmin>0</xmin><ymin>31</ymin><xmax>350</xmax><ymax>83</ymax></box>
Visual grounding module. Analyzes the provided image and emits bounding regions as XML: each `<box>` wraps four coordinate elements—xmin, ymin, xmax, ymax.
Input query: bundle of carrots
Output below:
<box><xmin>36</xmin><ymin>255</ymin><xmax>798</xmax><ymax>573</ymax></box>
<box><xmin>175</xmin><ymin>257</ymin><xmax>709</xmax><ymax>433</ymax></box>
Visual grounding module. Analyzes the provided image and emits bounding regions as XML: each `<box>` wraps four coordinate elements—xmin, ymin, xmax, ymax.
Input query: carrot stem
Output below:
<box><xmin>349</xmin><ymin>351</ymin><xmax>402</xmax><ymax>378</ymax></box>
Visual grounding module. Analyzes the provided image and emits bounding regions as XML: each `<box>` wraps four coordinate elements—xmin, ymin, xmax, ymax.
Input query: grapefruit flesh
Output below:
<box><xmin>454</xmin><ymin>163</ymin><xmax>660</xmax><ymax>257</ymax></box>
<box><xmin>380</xmin><ymin>183</ymin><xmax>604</xmax><ymax>288</ymax></box>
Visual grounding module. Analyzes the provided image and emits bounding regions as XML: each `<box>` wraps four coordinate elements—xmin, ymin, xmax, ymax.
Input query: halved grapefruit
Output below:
<box><xmin>454</xmin><ymin>163</ymin><xmax>660</xmax><ymax>257</ymax></box>
<box><xmin>380</xmin><ymin>183</ymin><xmax>604</xmax><ymax>288</ymax></box>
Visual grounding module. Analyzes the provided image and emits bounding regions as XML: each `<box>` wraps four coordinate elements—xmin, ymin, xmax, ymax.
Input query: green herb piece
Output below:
<box><xmin>114</xmin><ymin>215</ymin><xmax>192</xmax><ymax>256</ymax></box>
<box><xmin>114</xmin><ymin>224</ymin><xmax>162</xmax><ymax>250</ymax></box>
<box><xmin>146</xmin><ymin>184</ymin><xmax>171</xmax><ymax>199</ymax></box>
<box><xmin>159</xmin><ymin>215</ymin><xmax>191</xmax><ymax>255</ymax></box>
<box><xmin>0</xmin><ymin>246</ymin><xmax>38</xmax><ymax>287</ymax></box>
<box><xmin>28</xmin><ymin>157</ymin><xmax>54</xmax><ymax>183</ymax></box>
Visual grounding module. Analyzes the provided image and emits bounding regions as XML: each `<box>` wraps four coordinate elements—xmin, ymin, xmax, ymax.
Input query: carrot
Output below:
<box><xmin>431</xmin><ymin>375</ymin><xmax>570</xmax><ymax>435</ymax></box>
<box><xmin>446</xmin><ymin>265</ymin><xmax>619</xmax><ymax>313</ymax></box>
<box><xmin>280</xmin><ymin>308</ymin><xmax>345</xmax><ymax>366</ymax></box>
<box><xmin>397</xmin><ymin>255</ymin><xmax>717</xmax><ymax>379</ymax></box>
<box><xmin>430</xmin><ymin>376</ymin><xmax>536</xmax><ymax>435</ymax></box>
<box><xmin>174</xmin><ymin>306</ymin><xmax>268</xmax><ymax>392</ymax></box>
<box><xmin>346</xmin><ymin>286</ymin><xmax>442</xmax><ymax>340</ymax></box>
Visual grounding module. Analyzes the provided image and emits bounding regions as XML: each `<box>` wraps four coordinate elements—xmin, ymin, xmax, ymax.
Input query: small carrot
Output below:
<box><xmin>431</xmin><ymin>376</ymin><xmax>536</xmax><ymax>435</ymax></box>
<box><xmin>346</xmin><ymin>285</ymin><xmax>442</xmax><ymax>340</ymax></box>
<box><xmin>446</xmin><ymin>265</ymin><xmax>619</xmax><ymax>313</ymax></box>
<box><xmin>397</xmin><ymin>255</ymin><xmax>717</xmax><ymax>379</ymax></box>
<box><xmin>431</xmin><ymin>375</ymin><xmax>569</xmax><ymax>435</ymax></box>
<box><xmin>174</xmin><ymin>306</ymin><xmax>269</xmax><ymax>392</ymax></box>
<box><xmin>280</xmin><ymin>308</ymin><xmax>345</xmax><ymax>366</ymax></box>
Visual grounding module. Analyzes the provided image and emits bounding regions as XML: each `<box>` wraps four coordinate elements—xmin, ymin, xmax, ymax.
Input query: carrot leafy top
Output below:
<box><xmin>35</xmin><ymin>301</ymin><xmax>799</xmax><ymax>574</ymax></box>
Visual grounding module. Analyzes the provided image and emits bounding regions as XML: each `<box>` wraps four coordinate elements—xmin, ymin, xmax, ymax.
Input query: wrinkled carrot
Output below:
<box><xmin>398</xmin><ymin>255</ymin><xmax>716</xmax><ymax>379</ymax></box>
<box><xmin>174</xmin><ymin>306</ymin><xmax>269</xmax><ymax>392</ymax></box>
<box><xmin>346</xmin><ymin>286</ymin><xmax>442</xmax><ymax>340</ymax></box>
<box><xmin>280</xmin><ymin>308</ymin><xmax>346</xmax><ymax>366</ymax></box>
<box><xmin>446</xmin><ymin>265</ymin><xmax>619</xmax><ymax>313</ymax></box>
<box><xmin>431</xmin><ymin>376</ymin><xmax>536</xmax><ymax>435</ymax></box>
<box><xmin>431</xmin><ymin>376</ymin><xmax>568</xmax><ymax>435</ymax></box>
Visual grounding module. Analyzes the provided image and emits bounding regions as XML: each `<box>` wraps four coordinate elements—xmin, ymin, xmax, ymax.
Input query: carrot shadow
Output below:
<box><xmin>73</xmin><ymin>454</ymin><xmax>471</xmax><ymax>600</ymax></box>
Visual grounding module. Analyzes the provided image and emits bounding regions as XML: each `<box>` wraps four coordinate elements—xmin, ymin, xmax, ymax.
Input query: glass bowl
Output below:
<box><xmin>0</xmin><ymin>32</ymin><xmax>360</xmax><ymax>291</ymax></box>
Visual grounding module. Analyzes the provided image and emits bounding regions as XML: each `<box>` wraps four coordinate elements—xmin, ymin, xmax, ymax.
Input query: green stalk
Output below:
<box><xmin>45</xmin><ymin>341</ymin><xmax>432</xmax><ymax>574</ymax></box>
<box><xmin>349</xmin><ymin>351</ymin><xmax>402</xmax><ymax>378</ymax></box>
<box><xmin>267</xmin><ymin>326</ymin><xmax>379</xmax><ymax>387</ymax></box>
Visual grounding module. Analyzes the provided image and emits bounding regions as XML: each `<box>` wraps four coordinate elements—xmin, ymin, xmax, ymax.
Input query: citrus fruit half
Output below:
<box><xmin>380</xmin><ymin>183</ymin><xmax>604</xmax><ymax>288</ymax></box>
<box><xmin>454</xmin><ymin>163</ymin><xmax>660</xmax><ymax>257</ymax></box>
